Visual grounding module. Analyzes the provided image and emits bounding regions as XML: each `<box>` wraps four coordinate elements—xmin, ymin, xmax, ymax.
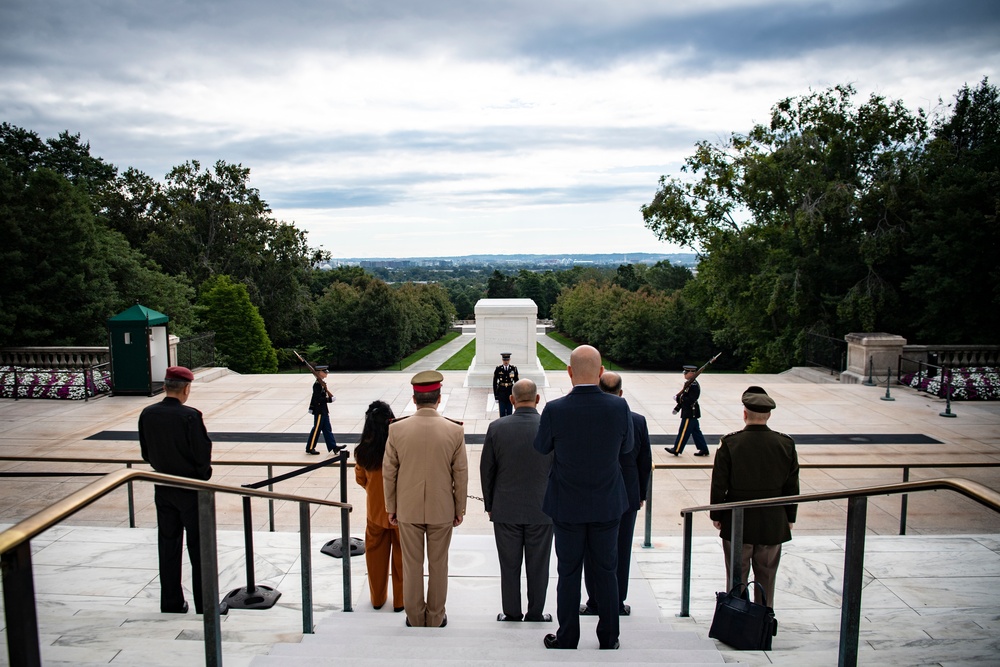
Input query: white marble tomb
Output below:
<box><xmin>464</xmin><ymin>298</ymin><xmax>547</xmax><ymax>388</ymax></box>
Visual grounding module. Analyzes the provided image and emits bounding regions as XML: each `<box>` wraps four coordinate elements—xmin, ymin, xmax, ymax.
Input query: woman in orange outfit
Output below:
<box><xmin>354</xmin><ymin>400</ymin><xmax>404</xmax><ymax>612</ymax></box>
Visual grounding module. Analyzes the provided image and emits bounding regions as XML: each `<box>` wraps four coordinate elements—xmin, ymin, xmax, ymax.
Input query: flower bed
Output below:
<box><xmin>0</xmin><ymin>366</ymin><xmax>112</xmax><ymax>400</ymax></box>
<box><xmin>900</xmin><ymin>366</ymin><xmax>1000</xmax><ymax>401</ymax></box>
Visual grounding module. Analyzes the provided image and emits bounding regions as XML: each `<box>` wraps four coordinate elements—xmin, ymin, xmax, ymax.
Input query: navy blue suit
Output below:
<box><xmin>534</xmin><ymin>385</ymin><xmax>633</xmax><ymax>649</ymax></box>
<box><xmin>584</xmin><ymin>411</ymin><xmax>652</xmax><ymax>611</ymax></box>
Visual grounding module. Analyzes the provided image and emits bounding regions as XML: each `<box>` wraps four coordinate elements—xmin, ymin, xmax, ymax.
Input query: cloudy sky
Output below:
<box><xmin>2</xmin><ymin>1</ymin><xmax>997</xmax><ymax>258</ymax></box>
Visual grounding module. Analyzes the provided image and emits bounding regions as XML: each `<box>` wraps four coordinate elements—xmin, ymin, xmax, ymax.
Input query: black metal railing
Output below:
<box><xmin>0</xmin><ymin>468</ymin><xmax>352</xmax><ymax>667</ymax></box>
<box><xmin>680</xmin><ymin>478</ymin><xmax>1000</xmax><ymax>667</ymax></box>
<box><xmin>802</xmin><ymin>331</ymin><xmax>847</xmax><ymax>375</ymax></box>
<box><xmin>176</xmin><ymin>332</ymin><xmax>215</xmax><ymax>370</ymax></box>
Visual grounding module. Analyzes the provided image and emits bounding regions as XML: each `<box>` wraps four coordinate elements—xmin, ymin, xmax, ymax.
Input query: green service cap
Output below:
<box><xmin>742</xmin><ymin>385</ymin><xmax>776</xmax><ymax>412</ymax></box>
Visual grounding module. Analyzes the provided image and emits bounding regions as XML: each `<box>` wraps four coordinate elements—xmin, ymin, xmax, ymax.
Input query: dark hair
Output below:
<box><xmin>413</xmin><ymin>389</ymin><xmax>440</xmax><ymax>406</ymax></box>
<box><xmin>354</xmin><ymin>400</ymin><xmax>395</xmax><ymax>471</ymax></box>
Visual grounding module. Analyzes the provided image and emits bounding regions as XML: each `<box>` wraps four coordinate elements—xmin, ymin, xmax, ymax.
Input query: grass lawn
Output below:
<box><xmin>537</xmin><ymin>342</ymin><xmax>566</xmax><ymax>371</ymax></box>
<box><xmin>437</xmin><ymin>338</ymin><xmax>476</xmax><ymax>370</ymax></box>
<box><xmin>546</xmin><ymin>331</ymin><xmax>624</xmax><ymax>371</ymax></box>
<box><xmin>385</xmin><ymin>330</ymin><xmax>461</xmax><ymax>371</ymax></box>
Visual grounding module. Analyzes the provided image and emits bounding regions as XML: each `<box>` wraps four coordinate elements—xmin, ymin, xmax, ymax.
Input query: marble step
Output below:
<box><xmin>255</xmin><ymin>659</ymin><xmax>726</xmax><ymax>667</ymax></box>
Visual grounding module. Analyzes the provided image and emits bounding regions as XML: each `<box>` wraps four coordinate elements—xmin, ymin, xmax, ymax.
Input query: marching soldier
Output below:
<box><xmin>493</xmin><ymin>352</ymin><xmax>519</xmax><ymax>417</ymax></box>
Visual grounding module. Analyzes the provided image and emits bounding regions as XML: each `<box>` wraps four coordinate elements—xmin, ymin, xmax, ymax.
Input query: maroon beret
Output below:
<box><xmin>165</xmin><ymin>366</ymin><xmax>194</xmax><ymax>382</ymax></box>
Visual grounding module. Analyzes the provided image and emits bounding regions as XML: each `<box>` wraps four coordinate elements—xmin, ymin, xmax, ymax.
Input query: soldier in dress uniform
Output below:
<box><xmin>666</xmin><ymin>364</ymin><xmax>710</xmax><ymax>457</ymax></box>
<box><xmin>710</xmin><ymin>386</ymin><xmax>799</xmax><ymax>607</ymax></box>
<box><xmin>492</xmin><ymin>352</ymin><xmax>519</xmax><ymax>417</ymax></box>
<box><xmin>383</xmin><ymin>370</ymin><xmax>468</xmax><ymax>628</ymax></box>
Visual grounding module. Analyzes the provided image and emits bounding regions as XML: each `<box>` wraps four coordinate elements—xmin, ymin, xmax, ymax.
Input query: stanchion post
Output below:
<box><xmin>881</xmin><ymin>367</ymin><xmax>895</xmax><ymax>401</ymax></box>
<box><xmin>939</xmin><ymin>369</ymin><xmax>957</xmax><ymax>418</ymax></box>
<box><xmin>862</xmin><ymin>356</ymin><xmax>876</xmax><ymax>386</ymax></box>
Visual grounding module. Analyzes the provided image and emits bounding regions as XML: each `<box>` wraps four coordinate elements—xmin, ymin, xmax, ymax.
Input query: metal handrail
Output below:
<box><xmin>678</xmin><ymin>477</ymin><xmax>1000</xmax><ymax>667</ymax></box>
<box><xmin>0</xmin><ymin>468</ymin><xmax>353</xmax><ymax>667</ymax></box>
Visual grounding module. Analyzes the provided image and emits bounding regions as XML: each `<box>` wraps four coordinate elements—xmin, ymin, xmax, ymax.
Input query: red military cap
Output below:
<box><xmin>165</xmin><ymin>366</ymin><xmax>195</xmax><ymax>382</ymax></box>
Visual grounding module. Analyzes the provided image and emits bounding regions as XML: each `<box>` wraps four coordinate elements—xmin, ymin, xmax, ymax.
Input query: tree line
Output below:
<box><xmin>641</xmin><ymin>79</ymin><xmax>999</xmax><ymax>372</ymax></box>
<box><xmin>2</xmin><ymin>78</ymin><xmax>994</xmax><ymax>373</ymax></box>
<box><xmin>0</xmin><ymin>126</ymin><xmax>454</xmax><ymax>371</ymax></box>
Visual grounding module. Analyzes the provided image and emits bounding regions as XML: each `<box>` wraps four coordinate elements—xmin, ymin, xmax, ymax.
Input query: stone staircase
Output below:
<box><xmin>252</xmin><ymin>534</ymin><xmax>731</xmax><ymax>666</ymax></box>
<box><xmin>253</xmin><ymin>611</ymin><xmax>728</xmax><ymax>666</ymax></box>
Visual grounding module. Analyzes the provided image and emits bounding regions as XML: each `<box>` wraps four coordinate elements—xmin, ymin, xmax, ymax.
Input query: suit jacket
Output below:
<box><xmin>710</xmin><ymin>424</ymin><xmax>799</xmax><ymax>544</ymax></box>
<box><xmin>480</xmin><ymin>406</ymin><xmax>551</xmax><ymax>525</ymax></box>
<box><xmin>138</xmin><ymin>397</ymin><xmax>212</xmax><ymax>481</ymax></box>
<box><xmin>621</xmin><ymin>411</ymin><xmax>653</xmax><ymax>512</ymax></box>
<box><xmin>383</xmin><ymin>407</ymin><xmax>469</xmax><ymax>524</ymax></box>
<box><xmin>533</xmin><ymin>385</ymin><xmax>633</xmax><ymax>524</ymax></box>
<box><xmin>356</xmin><ymin>465</ymin><xmax>393</xmax><ymax>530</ymax></box>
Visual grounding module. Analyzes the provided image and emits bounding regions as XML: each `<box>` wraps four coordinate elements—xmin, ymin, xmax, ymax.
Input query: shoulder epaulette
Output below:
<box><xmin>775</xmin><ymin>431</ymin><xmax>794</xmax><ymax>441</ymax></box>
<box><xmin>445</xmin><ymin>417</ymin><xmax>464</xmax><ymax>426</ymax></box>
<box><xmin>389</xmin><ymin>415</ymin><xmax>411</xmax><ymax>424</ymax></box>
<box><xmin>720</xmin><ymin>430</ymin><xmax>741</xmax><ymax>440</ymax></box>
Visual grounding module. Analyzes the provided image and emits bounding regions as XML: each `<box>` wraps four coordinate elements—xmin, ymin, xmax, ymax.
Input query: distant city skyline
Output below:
<box><xmin>2</xmin><ymin>1</ymin><xmax>997</xmax><ymax>257</ymax></box>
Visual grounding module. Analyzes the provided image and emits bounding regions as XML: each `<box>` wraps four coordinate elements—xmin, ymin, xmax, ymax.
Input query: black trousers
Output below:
<box><xmin>154</xmin><ymin>485</ymin><xmax>203</xmax><ymax>613</ymax></box>
<box><xmin>493</xmin><ymin>522</ymin><xmax>553</xmax><ymax>620</ymax></box>
<box><xmin>584</xmin><ymin>507</ymin><xmax>638</xmax><ymax>610</ymax></box>
<box><xmin>552</xmin><ymin>518</ymin><xmax>620</xmax><ymax>649</ymax></box>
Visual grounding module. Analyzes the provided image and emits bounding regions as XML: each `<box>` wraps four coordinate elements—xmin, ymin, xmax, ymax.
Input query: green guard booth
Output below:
<box><xmin>107</xmin><ymin>304</ymin><xmax>170</xmax><ymax>396</ymax></box>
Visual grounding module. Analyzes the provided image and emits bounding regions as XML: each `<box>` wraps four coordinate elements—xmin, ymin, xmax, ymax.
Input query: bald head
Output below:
<box><xmin>511</xmin><ymin>378</ymin><xmax>539</xmax><ymax>407</ymax></box>
<box><xmin>568</xmin><ymin>345</ymin><xmax>603</xmax><ymax>386</ymax></box>
<box><xmin>599</xmin><ymin>371</ymin><xmax>622</xmax><ymax>396</ymax></box>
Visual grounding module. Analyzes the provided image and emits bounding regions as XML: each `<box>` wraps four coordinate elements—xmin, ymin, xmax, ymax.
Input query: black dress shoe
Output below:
<box><xmin>306</xmin><ymin>449</ymin><xmax>320</xmax><ymax>455</ymax></box>
<box><xmin>694</xmin><ymin>451</ymin><xmax>710</xmax><ymax>457</ymax></box>
<box><xmin>600</xmin><ymin>640</ymin><xmax>620</xmax><ymax>650</ymax></box>
<box><xmin>373</xmin><ymin>603</ymin><xmax>384</xmax><ymax>610</ymax></box>
<box><xmin>524</xmin><ymin>613</ymin><xmax>552</xmax><ymax>622</ymax></box>
<box><xmin>393</xmin><ymin>606</ymin><xmax>404</xmax><ymax>613</ymax></box>
<box><xmin>405</xmin><ymin>618</ymin><xmax>412</xmax><ymax>627</ymax></box>
<box><xmin>162</xmin><ymin>601</ymin><xmax>188</xmax><ymax>614</ymax></box>
<box><xmin>439</xmin><ymin>615</ymin><xmax>447</xmax><ymax>628</ymax></box>
<box><xmin>619</xmin><ymin>604</ymin><xmax>631</xmax><ymax>616</ymax></box>
<box><xmin>579</xmin><ymin>604</ymin><xmax>598</xmax><ymax>615</ymax></box>
<box><xmin>665</xmin><ymin>447</ymin><xmax>679</xmax><ymax>456</ymax></box>
<box><xmin>497</xmin><ymin>613</ymin><xmax>522</xmax><ymax>622</ymax></box>
<box><xmin>543</xmin><ymin>633</ymin><xmax>562</xmax><ymax>649</ymax></box>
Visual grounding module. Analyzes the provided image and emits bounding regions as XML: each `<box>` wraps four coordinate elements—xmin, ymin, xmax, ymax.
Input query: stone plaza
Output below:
<box><xmin>2</xmin><ymin>331</ymin><xmax>1000</xmax><ymax>665</ymax></box>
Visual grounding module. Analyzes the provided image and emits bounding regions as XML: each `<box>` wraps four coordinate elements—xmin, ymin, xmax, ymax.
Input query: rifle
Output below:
<box><xmin>672</xmin><ymin>352</ymin><xmax>721</xmax><ymax>414</ymax></box>
<box><xmin>294</xmin><ymin>349</ymin><xmax>333</xmax><ymax>400</ymax></box>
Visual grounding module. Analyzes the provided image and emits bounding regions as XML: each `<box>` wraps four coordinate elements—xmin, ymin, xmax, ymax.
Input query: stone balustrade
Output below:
<box><xmin>0</xmin><ymin>347</ymin><xmax>110</xmax><ymax>369</ymax></box>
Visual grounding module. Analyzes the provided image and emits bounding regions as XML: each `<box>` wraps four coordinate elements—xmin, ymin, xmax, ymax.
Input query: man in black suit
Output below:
<box><xmin>480</xmin><ymin>378</ymin><xmax>553</xmax><ymax>623</ymax></box>
<box><xmin>138</xmin><ymin>366</ymin><xmax>212</xmax><ymax>614</ymax></box>
<box><xmin>534</xmin><ymin>345</ymin><xmax>633</xmax><ymax>651</ymax></box>
<box><xmin>581</xmin><ymin>371</ymin><xmax>652</xmax><ymax>617</ymax></box>
<box><xmin>710</xmin><ymin>386</ymin><xmax>799</xmax><ymax>607</ymax></box>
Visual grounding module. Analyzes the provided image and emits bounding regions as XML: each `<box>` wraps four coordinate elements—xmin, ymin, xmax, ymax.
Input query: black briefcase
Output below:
<box><xmin>708</xmin><ymin>581</ymin><xmax>777</xmax><ymax>650</ymax></box>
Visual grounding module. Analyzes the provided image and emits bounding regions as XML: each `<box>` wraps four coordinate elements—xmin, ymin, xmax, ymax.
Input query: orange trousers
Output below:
<box><xmin>365</xmin><ymin>521</ymin><xmax>403</xmax><ymax>610</ymax></box>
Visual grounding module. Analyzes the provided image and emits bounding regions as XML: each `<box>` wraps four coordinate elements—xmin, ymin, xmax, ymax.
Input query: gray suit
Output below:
<box><xmin>480</xmin><ymin>406</ymin><xmax>553</xmax><ymax>621</ymax></box>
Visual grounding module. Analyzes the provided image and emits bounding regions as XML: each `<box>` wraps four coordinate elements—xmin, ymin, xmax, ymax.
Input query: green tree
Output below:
<box><xmin>198</xmin><ymin>275</ymin><xmax>277</xmax><ymax>373</ymax></box>
<box><xmin>129</xmin><ymin>159</ymin><xmax>322</xmax><ymax>347</ymax></box>
<box><xmin>903</xmin><ymin>79</ymin><xmax>1000</xmax><ymax>342</ymax></box>
<box><xmin>645</xmin><ymin>261</ymin><xmax>693</xmax><ymax>292</ymax></box>
<box><xmin>486</xmin><ymin>269</ymin><xmax>517</xmax><ymax>298</ymax></box>
<box><xmin>642</xmin><ymin>85</ymin><xmax>926</xmax><ymax>371</ymax></box>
